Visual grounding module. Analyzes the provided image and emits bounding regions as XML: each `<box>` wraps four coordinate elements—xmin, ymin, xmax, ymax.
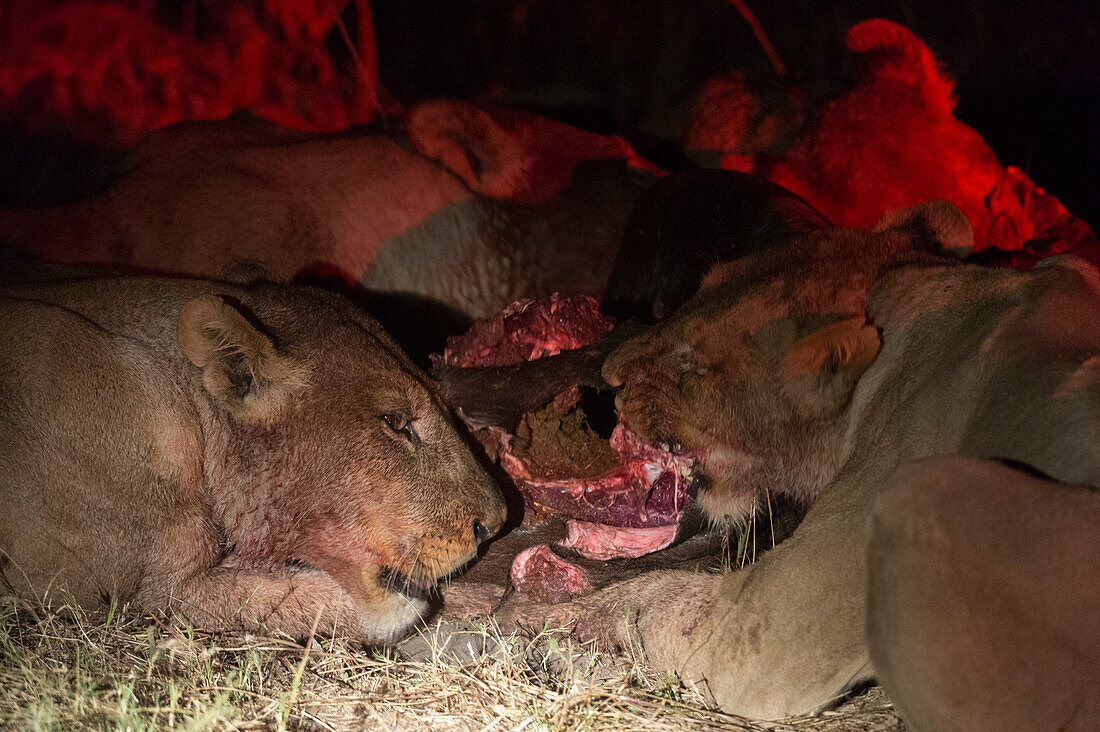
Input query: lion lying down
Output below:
<box><xmin>0</xmin><ymin>253</ymin><xmax>505</xmax><ymax>643</ymax></box>
<box><xmin>503</xmin><ymin>199</ymin><xmax>1100</xmax><ymax>723</ymax></box>
<box><xmin>0</xmin><ymin>103</ymin><xmax>650</xmax><ymax>322</ymax></box>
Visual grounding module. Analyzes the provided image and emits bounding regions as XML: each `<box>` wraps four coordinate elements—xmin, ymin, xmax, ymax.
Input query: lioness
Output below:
<box><xmin>503</xmin><ymin>199</ymin><xmax>1100</xmax><ymax>720</ymax></box>
<box><xmin>0</xmin><ymin>103</ymin><xmax>650</xmax><ymax>322</ymax></box>
<box><xmin>0</xmin><ymin>255</ymin><xmax>506</xmax><ymax>642</ymax></box>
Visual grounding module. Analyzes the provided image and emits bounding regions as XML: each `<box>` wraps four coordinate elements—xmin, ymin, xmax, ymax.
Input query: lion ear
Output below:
<box><xmin>405</xmin><ymin>100</ymin><xmax>528</xmax><ymax>199</ymax></box>
<box><xmin>177</xmin><ymin>295</ymin><xmax>309</xmax><ymax>422</ymax></box>
<box><xmin>782</xmin><ymin>316</ymin><xmax>881</xmax><ymax>416</ymax></box>
<box><xmin>874</xmin><ymin>199</ymin><xmax>974</xmax><ymax>259</ymax></box>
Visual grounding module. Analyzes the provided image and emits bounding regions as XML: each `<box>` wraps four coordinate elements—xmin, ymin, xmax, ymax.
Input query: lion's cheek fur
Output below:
<box><xmin>693</xmin><ymin>448</ymin><xmax>766</xmax><ymax>522</ymax></box>
<box><xmin>209</xmin><ymin>433</ymin><xmax>398</xmax><ymax>568</ymax></box>
<box><xmin>198</xmin><ymin>450</ymin><xmax>427</xmax><ymax>633</ymax></box>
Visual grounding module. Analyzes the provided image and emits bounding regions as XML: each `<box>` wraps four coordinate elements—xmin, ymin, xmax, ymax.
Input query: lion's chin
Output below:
<box><xmin>278</xmin><ymin>558</ymin><xmax>430</xmax><ymax>636</ymax></box>
<box><xmin>687</xmin><ymin>462</ymin><xmax>757</xmax><ymax>525</ymax></box>
<box><xmin>377</xmin><ymin>564</ymin><xmax>438</xmax><ymax>601</ymax></box>
<box><xmin>278</xmin><ymin>545</ymin><xmax>483</xmax><ymax>642</ymax></box>
<box><xmin>356</xmin><ymin>584</ymin><xmax>429</xmax><ymax>643</ymax></box>
<box><xmin>352</xmin><ymin>564</ymin><xmax>433</xmax><ymax>642</ymax></box>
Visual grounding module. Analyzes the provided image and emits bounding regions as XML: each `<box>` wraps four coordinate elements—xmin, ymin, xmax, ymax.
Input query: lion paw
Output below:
<box><xmin>496</xmin><ymin>591</ymin><xmax>635</xmax><ymax>653</ymax></box>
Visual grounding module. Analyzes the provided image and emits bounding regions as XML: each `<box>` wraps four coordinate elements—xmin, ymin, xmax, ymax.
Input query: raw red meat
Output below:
<box><xmin>439</xmin><ymin>293</ymin><xmax>613</xmax><ymax>368</ymax></box>
<box><xmin>438</xmin><ymin>293</ymin><xmax>697</xmax><ymax>597</ymax></box>
<box><xmin>510</xmin><ymin>545</ymin><xmax>593</xmax><ymax>604</ymax></box>
<box><xmin>504</xmin><ymin>423</ymin><xmax>693</xmax><ymax>530</ymax></box>
<box><xmin>559</xmin><ymin>520</ymin><xmax>678</xmax><ymax>561</ymax></box>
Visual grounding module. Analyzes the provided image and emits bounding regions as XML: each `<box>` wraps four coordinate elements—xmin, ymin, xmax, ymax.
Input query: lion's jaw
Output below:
<box><xmin>605</xmin><ymin>294</ymin><xmax>858</xmax><ymax>524</ymax></box>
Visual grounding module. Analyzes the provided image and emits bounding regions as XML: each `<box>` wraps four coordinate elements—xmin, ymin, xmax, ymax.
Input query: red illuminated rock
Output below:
<box><xmin>0</xmin><ymin>0</ymin><xmax>383</xmax><ymax>142</ymax></box>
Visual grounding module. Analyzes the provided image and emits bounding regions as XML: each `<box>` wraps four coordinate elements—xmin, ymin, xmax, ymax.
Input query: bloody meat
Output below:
<box><xmin>436</xmin><ymin>294</ymin><xmax>696</xmax><ymax>599</ymax></box>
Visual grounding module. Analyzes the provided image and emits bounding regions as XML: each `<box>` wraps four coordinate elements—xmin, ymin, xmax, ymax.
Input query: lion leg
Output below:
<box><xmin>500</xmin><ymin>568</ymin><xmax>724</xmax><ymax>656</ymax></box>
<box><xmin>145</xmin><ymin>564</ymin><xmax>427</xmax><ymax>644</ymax></box>
<box><xmin>868</xmin><ymin>457</ymin><xmax>1100</xmax><ymax>731</ymax></box>
<box><xmin>503</xmin><ymin>473</ymin><xmax>877</xmax><ymax>719</ymax></box>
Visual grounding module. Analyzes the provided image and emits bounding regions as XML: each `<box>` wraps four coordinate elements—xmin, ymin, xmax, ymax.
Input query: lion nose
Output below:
<box><xmin>472</xmin><ymin>519</ymin><xmax>500</xmax><ymax>544</ymax></box>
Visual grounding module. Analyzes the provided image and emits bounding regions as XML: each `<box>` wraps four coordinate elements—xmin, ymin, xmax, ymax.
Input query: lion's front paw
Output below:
<box><xmin>495</xmin><ymin>593</ymin><xmax>569</xmax><ymax>632</ymax></box>
<box><xmin>496</xmin><ymin>591</ymin><xmax>637</xmax><ymax>652</ymax></box>
<box><xmin>439</xmin><ymin>581</ymin><xmax>507</xmax><ymax>621</ymax></box>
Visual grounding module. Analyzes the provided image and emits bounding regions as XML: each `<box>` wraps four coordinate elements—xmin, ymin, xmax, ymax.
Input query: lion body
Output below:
<box><xmin>511</xmin><ymin>201</ymin><xmax>1100</xmax><ymax>721</ymax></box>
<box><xmin>0</xmin><ymin>109</ymin><xmax>647</xmax><ymax>320</ymax></box>
<box><xmin>648</xmin><ymin>254</ymin><xmax>1100</xmax><ymax>717</ymax></box>
<box><xmin>868</xmin><ymin>456</ymin><xmax>1100</xmax><ymax>730</ymax></box>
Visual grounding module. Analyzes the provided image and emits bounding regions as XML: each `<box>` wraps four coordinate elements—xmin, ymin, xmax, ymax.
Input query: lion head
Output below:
<box><xmin>176</xmin><ymin>284</ymin><xmax>508</xmax><ymax>639</ymax></box>
<box><xmin>603</xmin><ymin>199</ymin><xmax>973</xmax><ymax>522</ymax></box>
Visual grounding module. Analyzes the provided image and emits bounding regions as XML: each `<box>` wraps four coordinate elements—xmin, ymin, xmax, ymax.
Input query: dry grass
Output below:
<box><xmin>0</xmin><ymin>596</ymin><xmax>902</xmax><ymax>731</ymax></box>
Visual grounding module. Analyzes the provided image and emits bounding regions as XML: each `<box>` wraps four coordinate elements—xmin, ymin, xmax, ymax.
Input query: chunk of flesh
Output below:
<box><xmin>438</xmin><ymin>294</ymin><xmax>698</xmax><ymax>598</ymax></box>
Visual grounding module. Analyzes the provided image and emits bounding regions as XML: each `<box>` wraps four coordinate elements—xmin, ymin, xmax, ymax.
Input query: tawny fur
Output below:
<box><xmin>868</xmin><ymin>457</ymin><xmax>1100</xmax><ymax>731</ymax></box>
<box><xmin>0</xmin><ymin>105</ymin><xmax>649</xmax><ymax>319</ymax></box>
<box><xmin>504</xmin><ymin>202</ymin><xmax>1100</xmax><ymax>721</ymax></box>
<box><xmin>0</xmin><ymin>255</ymin><xmax>506</xmax><ymax>643</ymax></box>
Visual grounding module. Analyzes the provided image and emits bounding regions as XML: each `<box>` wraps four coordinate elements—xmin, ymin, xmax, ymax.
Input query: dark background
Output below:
<box><xmin>373</xmin><ymin>0</ymin><xmax>1100</xmax><ymax>226</ymax></box>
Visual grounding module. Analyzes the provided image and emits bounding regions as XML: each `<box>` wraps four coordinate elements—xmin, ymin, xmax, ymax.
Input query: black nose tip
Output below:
<box><xmin>473</xmin><ymin>519</ymin><xmax>494</xmax><ymax>544</ymax></box>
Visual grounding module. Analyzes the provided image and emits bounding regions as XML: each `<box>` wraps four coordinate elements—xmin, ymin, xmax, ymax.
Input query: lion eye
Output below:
<box><xmin>382</xmin><ymin>413</ymin><xmax>419</xmax><ymax>443</ymax></box>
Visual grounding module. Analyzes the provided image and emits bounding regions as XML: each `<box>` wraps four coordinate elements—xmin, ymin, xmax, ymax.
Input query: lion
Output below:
<box><xmin>501</xmin><ymin>198</ymin><xmax>1100</xmax><ymax>722</ymax></box>
<box><xmin>686</xmin><ymin>19</ymin><xmax>1096</xmax><ymax>261</ymax></box>
<box><xmin>0</xmin><ymin>102</ymin><xmax>651</xmax><ymax>322</ymax></box>
<box><xmin>0</xmin><ymin>253</ymin><xmax>506</xmax><ymax>643</ymax></box>
<box><xmin>869</xmin><ymin>456</ymin><xmax>1100</xmax><ymax>729</ymax></box>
